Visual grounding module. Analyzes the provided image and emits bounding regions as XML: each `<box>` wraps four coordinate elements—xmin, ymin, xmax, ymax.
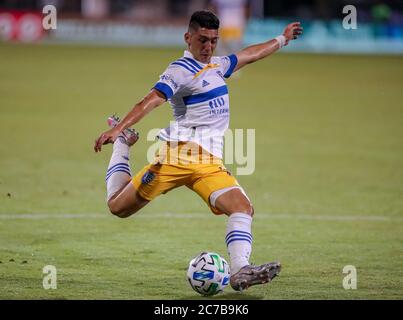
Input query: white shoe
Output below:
<box><xmin>107</xmin><ymin>115</ymin><xmax>139</xmax><ymax>146</ymax></box>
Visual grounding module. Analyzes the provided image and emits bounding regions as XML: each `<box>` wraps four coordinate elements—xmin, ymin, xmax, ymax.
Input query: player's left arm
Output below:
<box><xmin>234</xmin><ymin>22</ymin><xmax>302</xmax><ymax>72</ymax></box>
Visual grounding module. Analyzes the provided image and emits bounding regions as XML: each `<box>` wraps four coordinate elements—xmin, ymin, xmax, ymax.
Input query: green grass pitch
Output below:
<box><xmin>0</xmin><ymin>43</ymin><xmax>402</xmax><ymax>299</ymax></box>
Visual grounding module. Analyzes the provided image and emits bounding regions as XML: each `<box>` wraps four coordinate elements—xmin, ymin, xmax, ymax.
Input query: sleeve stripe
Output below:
<box><xmin>171</xmin><ymin>62</ymin><xmax>196</xmax><ymax>74</ymax></box>
<box><xmin>224</xmin><ymin>54</ymin><xmax>238</xmax><ymax>78</ymax></box>
<box><xmin>177</xmin><ymin>59</ymin><xmax>200</xmax><ymax>73</ymax></box>
<box><xmin>153</xmin><ymin>82</ymin><xmax>174</xmax><ymax>100</ymax></box>
<box><xmin>182</xmin><ymin>57</ymin><xmax>203</xmax><ymax>70</ymax></box>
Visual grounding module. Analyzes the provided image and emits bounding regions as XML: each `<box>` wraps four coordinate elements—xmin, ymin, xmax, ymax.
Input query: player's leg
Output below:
<box><xmin>190</xmin><ymin>162</ymin><xmax>280</xmax><ymax>291</ymax></box>
<box><xmin>108</xmin><ymin>138</ymin><xmax>194</xmax><ymax>218</ymax></box>
<box><xmin>211</xmin><ymin>187</ymin><xmax>253</xmax><ymax>275</ymax></box>
<box><xmin>212</xmin><ymin>188</ymin><xmax>281</xmax><ymax>291</ymax></box>
<box><xmin>107</xmin><ymin>180</ymin><xmax>149</xmax><ymax>218</ymax></box>
<box><xmin>104</xmin><ymin>115</ymin><xmax>149</xmax><ymax>218</ymax></box>
<box><xmin>211</xmin><ymin>187</ymin><xmax>253</xmax><ymax>216</ymax></box>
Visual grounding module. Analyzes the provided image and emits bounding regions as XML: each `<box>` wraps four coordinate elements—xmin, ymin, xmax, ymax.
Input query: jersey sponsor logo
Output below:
<box><xmin>160</xmin><ymin>74</ymin><xmax>178</xmax><ymax>89</ymax></box>
<box><xmin>209</xmin><ymin>97</ymin><xmax>229</xmax><ymax>116</ymax></box>
<box><xmin>202</xmin><ymin>80</ymin><xmax>210</xmax><ymax>87</ymax></box>
<box><xmin>208</xmin><ymin>97</ymin><xmax>225</xmax><ymax>109</ymax></box>
<box><xmin>141</xmin><ymin>170</ymin><xmax>155</xmax><ymax>184</ymax></box>
<box><xmin>209</xmin><ymin>108</ymin><xmax>229</xmax><ymax>115</ymax></box>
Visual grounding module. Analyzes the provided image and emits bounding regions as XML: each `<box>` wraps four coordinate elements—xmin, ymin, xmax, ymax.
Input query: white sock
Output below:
<box><xmin>225</xmin><ymin>212</ymin><xmax>253</xmax><ymax>274</ymax></box>
<box><xmin>106</xmin><ymin>137</ymin><xmax>132</xmax><ymax>201</ymax></box>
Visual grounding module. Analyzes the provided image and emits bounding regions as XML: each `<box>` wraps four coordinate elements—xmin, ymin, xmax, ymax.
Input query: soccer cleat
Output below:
<box><xmin>230</xmin><ymin>261</ymin><xmax>281</xmax><ymax>291</ymax></box>
<box><xmin>107</xmin><ymin>114</ymin><xmax>139</xmax><ymax>146</ymax></box>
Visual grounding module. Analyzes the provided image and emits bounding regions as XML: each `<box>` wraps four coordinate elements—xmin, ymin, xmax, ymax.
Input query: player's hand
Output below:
<box><xmin>282</xmin><ymin>22</ymin><xmax>303</xmax><ymax>45</ymax></box>
<box><xmin>94</xmin><ymin>127</ymin><xmax>120</xmax><ymax>152</ymax></box>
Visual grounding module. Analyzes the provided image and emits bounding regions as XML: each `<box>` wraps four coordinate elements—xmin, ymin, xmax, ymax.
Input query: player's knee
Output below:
<box><xmin>244</xmin><ymin>203</ymin><xmax>254</xmax><ymax>217</ymax></box>
<box><xmin>231</xmin><ymin>202</ymin><xmax>254</xmax><ymax>217</ymax></box>
<box><xmin>108</xmin><ymin>200</ymin><xmax>131</xmax><ymax>218</ymax></box>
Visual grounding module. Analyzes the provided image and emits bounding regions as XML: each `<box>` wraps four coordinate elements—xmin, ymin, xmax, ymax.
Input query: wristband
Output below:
<box><xmin>275</xmin><ymin>35</ymin><xmax>287</xmax><ymax>48</ymax></box>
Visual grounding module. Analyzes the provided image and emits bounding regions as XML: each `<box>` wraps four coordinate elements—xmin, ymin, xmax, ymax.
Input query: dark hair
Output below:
<box><xmin>188</xmin><ymin>10</ymin><xmax>220</xmax><ymax>32</ymax></box>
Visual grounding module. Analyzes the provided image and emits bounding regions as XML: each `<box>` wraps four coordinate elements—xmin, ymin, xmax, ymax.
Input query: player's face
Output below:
<box><xmin>185</xmin><ymin>28</ymin><xmax>219</xmax><ymax>63</ymax></box>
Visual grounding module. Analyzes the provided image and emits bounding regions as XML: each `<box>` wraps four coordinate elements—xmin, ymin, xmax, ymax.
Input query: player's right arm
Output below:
<box><xmin>94</xmin><ymin>89</ymin><xmax>166</xmax><ymax>152</ymax></box>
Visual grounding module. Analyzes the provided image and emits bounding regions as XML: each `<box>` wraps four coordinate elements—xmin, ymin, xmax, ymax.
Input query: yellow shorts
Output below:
<box><xmin>132</xmin><ymin>142</ymin><xmax>239</xmax><ymax>215</ymax></box>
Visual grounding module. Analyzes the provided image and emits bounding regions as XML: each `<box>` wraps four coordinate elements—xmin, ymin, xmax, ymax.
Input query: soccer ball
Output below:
<box><xmin>187</xmin><ymin>251</ymin><xmax>231</xmax><ymax>296</ymax></box>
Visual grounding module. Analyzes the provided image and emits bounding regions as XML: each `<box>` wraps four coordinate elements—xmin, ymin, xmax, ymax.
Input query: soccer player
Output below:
<box><xmin>94</xmin><ymin>11</ymin><xmax>302</xmax><ymax>291</ymax></box>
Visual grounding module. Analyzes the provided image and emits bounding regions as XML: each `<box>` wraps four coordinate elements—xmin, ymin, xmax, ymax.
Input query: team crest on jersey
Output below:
<box><xmin>202</xmin><ymin>80</ymin><xmax>210</xmax><ymax>87</ymax></box>
<box><xmin>141</xmin><ymin>170</ymin><xmax>155</xmax><ymax>184</ymax></box>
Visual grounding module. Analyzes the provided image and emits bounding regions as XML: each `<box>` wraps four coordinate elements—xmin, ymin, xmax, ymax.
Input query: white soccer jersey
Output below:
<box><xmin>153</xmin><ymin>50</ymin><xmax>238</xmax><ymax>159</ymax></box>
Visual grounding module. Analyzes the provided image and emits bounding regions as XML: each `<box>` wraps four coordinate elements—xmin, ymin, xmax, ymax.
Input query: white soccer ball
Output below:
<box><xmin>187</xmin><ymin>251</ymin><xmax>231</xmax><ymax>296</ymax></box>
